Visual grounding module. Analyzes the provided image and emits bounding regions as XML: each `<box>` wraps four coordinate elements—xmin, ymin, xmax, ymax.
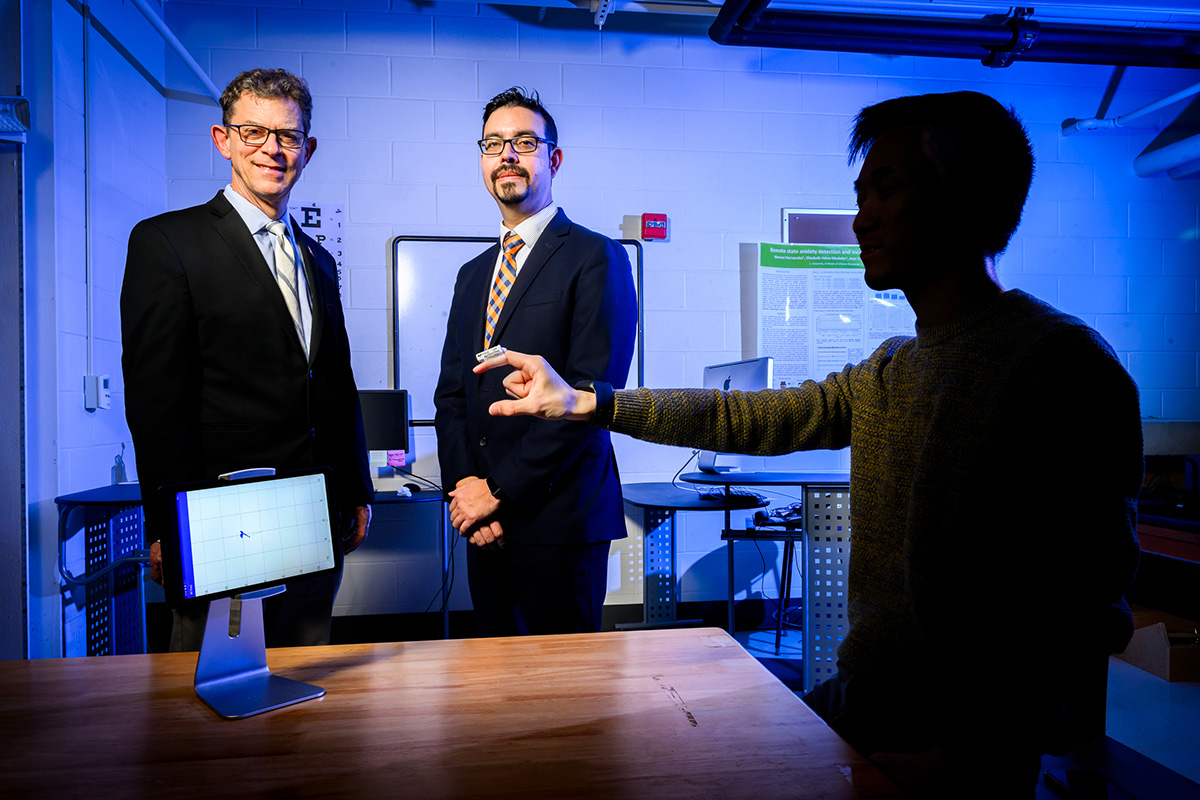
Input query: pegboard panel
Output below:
<box><xmin>804</xmin><ymin>485</ymin><xmax>851</xmax><ymax>691</ymax></box>
<box><xmin>63</xmin><ymin>504</ymin><xmax>146</xmax><ymax>657</ymax></box>
<box><xmin>613</xmin><ymin>503</ymin><xmax>680</xmax><ymax>629</ymax></box>
<box><xmin>111</xmin><ymin>507</ymin><xmax>146</xmax><ymax>655</ymax></box>
<box><xmin>85</xmin><ymin>514</ymin><xmax>112</xmax><ymax>656</ymax></box>
<box><xmin>642</xmin><ymin>508</ymin><xmax>676</xmax><ymax>625</ymax></box>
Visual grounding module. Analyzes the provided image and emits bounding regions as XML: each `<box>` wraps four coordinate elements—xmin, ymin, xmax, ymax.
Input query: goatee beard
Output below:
<box><xmin>491</xmin><ymin>166</ymin><xmax>531</xmax><ymax>204</ymax></box>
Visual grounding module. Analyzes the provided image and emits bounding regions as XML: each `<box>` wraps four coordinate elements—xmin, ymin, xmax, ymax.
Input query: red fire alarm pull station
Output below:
<box><xmin>641</xmin><ymin>213</ymin><xmax>668</xmax><ymax>240</ymax></box>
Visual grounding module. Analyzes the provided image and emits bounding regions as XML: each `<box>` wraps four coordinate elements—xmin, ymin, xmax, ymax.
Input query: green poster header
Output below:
<box><xmin>760</xmin><ymin>242</ymin><xmax>861</xmax><ymax>269</ymax></box>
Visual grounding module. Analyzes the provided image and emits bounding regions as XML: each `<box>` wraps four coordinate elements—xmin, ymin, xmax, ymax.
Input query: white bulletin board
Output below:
<box><xmin>390</xmin><ymin>236</ymin><xmax>644</xmax><ymax>424</ymax></box>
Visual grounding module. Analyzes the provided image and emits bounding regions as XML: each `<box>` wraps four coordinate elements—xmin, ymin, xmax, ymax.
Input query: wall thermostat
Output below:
<box><xmin>84</xmin><ymin>375</ymin><xmax>111</xmax><ymax>411</ymax></box>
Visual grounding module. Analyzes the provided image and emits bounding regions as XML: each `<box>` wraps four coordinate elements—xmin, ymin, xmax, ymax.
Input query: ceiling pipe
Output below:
<box><xmin>709</xmin><ymin>1</ymin><xmax>1200</xmax><ymax>69</ymax></box>
<box><xmin>1134</xmin><ymin>134</ymin><xmax>1200</xmax><ymax>177</ymax></box>
<box><xmin>1063</xmin><ymin>81</ymin><xmax>1200</xmax><ymax>135</ymax></box>
<box><xmin>711</xmin><ymin>0</ymin><xmax>768</xmax><ymax>42</ymax></box>
<box><xmin>128</xmin><ymin>0</ymin><xmax>221</xmax><ymax>103</ymax></box>
<box><xmin>1166</xmin><ymin>157</ymin><xmax>1200</xmax><ymax>180</ymax></box>
<box><xmin>747</xmin><ymin>10</ymin><xmax>1018</xmax><ymax>45</ymax></box>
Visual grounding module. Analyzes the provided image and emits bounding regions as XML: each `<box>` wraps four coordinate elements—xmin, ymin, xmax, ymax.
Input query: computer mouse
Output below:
<box><xmin>403</xmin><ymin>483</ymin><xmax>422</xmax><ymax>493</ymax></box>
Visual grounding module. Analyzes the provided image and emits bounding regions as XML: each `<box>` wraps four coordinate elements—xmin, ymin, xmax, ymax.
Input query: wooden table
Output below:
<box><xmin>0</xmin><ymin>628</ymin><xmax>900</xmax><ymax>799</ymax></box>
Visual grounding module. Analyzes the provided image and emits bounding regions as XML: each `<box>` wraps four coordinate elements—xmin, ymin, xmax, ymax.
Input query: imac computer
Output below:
<box><xmin>358</xmin><ymin>389</ymin><xmax>412</xmax><ymax>470</ymax></box>
<box><xmin>159</xmin><ymin>467</ymin><xmax>338</xmax><ymax>719</ymax></box>
<box><xmin>697</xmin><ymin>357</ymin><xmax>774</xmax><ymax>473</ymax></box>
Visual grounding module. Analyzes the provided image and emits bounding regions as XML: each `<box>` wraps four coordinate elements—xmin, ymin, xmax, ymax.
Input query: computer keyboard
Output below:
<box><xmin>698</xmin><ymin>487</ymin><xmax>768</xmax><ymax>507</ymax></box>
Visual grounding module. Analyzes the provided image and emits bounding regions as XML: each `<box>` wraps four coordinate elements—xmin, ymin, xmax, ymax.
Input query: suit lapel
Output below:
<box><xmin>490</xmin><ymin>208</ymin><xmax>569</xmax><ymax>346</ymax></box>
<box><xmin>207</xmin><ymin>192</ymin><xmax>307</xmax><ymax>360</ymax></box>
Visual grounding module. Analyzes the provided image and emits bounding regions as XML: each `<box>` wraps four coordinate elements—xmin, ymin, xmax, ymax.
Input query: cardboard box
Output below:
<box><xmin>1116</xmin><ymin>607</ymin><xmax>1200</xmax><ymax>682</ymax></box>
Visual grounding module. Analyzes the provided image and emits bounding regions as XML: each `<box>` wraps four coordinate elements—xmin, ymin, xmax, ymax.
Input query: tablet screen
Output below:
<box><xmin>160</xmin><ymin>470</ymin><xmax>337</xmax><ymax>606</ymax></box>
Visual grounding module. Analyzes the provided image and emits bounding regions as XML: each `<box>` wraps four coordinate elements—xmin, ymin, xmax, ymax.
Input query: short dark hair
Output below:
<box><xmin>482</xmin><ymin>87</ymin><xmax>558</xmax><ymax>147</ymax></box>
<box><xmin>220</xmin><ymin>68</ymin><xmax>314</xmax><ymax>133</ymax></box>
<box><xmin>849</xmin><ymin>91</ymin><xmax>1034</xmax><ymax>258</ymax></box>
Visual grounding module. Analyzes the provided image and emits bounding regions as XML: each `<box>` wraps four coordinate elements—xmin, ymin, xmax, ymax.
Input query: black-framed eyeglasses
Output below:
<box><xmin>226</xmin><ymin>124</ymin><xmax>309</xmax><ymax>150</ymax></box>
<box><xmin>477</xmin><ymin>136</ymin><xmax>555</xmax><ymax>156</ymax></box>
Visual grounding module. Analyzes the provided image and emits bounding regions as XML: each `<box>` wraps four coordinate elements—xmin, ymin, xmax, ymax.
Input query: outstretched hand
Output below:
<box><xmin>473</xmin><ymin>350</ymin><xmax>597</xmax><ymax>422</ymax></box>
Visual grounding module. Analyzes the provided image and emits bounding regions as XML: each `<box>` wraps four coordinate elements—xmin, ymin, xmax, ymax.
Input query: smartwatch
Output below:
<box><xmin>485</xmin><ymin>475</ymin><xmax>505</xmax><ymax>501</ymax></box>
<box><xmin>573</xmin><ymin>380</ymin><xmax>614</xmax><ymax>422</ymax></box>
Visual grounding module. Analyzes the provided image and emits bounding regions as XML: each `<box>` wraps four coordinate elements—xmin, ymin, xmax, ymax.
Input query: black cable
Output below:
<box><xmin>397</xmin><ymin>470</ymin><xmax>442</xmax><ymax>493</ymax></box>
<box><xmin>750</xmin><ymin>536</ymin><xmax>804</xmax><ymax>633</ymax></box>
<box><xmin>425</xmin><ymin>530</ymin><xmax>457</xmax><ymax>614</ymax></box>
<box><xmin>425</xmin><ymin>509</ymin><xmax>458</xmax><ymax>615</ymax></box>
<box><xmin>752</xmin><ymin>537</ymin><xmax>774</xmax><ymax>615</ymax></box>
<box><xmin>670</xmin><ymin>449</ymin><xmax>700</xmax><ymax>492</ymax></box>
<box><xmin>781</xmin><ymin>539</ymin><xmax>803</xmax><ymax>630</ymax></box>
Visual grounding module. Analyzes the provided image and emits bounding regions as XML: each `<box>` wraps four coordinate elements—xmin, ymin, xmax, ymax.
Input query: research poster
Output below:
<box><xmin>756</xmin><ymin>242</ymin><xmax>916</xmax><ymax>388</ymax></box>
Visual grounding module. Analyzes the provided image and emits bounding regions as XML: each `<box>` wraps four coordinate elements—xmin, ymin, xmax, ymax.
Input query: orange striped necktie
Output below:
<box><xmin>485</xmin><ymin>232</ymin><xmax>524</xmax><ymax>347</ymax></box>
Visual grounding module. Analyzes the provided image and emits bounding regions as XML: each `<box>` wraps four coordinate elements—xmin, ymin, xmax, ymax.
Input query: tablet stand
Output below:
<box><xmin>193</xmin><ymin>585</ymin><xmax>325</xmax><ymax>720</ymax></box>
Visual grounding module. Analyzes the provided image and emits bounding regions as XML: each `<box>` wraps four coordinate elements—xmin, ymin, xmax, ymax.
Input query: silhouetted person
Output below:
<box><xmin>476</xmin><ymin>91</ymin><xmax>1142</xmax><ymax>798</ymax></box>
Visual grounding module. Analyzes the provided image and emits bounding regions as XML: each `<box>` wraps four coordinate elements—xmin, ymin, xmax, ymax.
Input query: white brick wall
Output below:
<box><xmin>52</xmin><ymin>0</ymin><xmax>167</xmax><ymax>495</ymax></box>
<box><xmin>24</xmin><ymin>0</ymin><xmax>170</xmax><ymax>657</ymax></box>
<box><xmin>54</xmin><ymin>0</ymin><xmax>1194</xmax><ymax>609</ymax></box>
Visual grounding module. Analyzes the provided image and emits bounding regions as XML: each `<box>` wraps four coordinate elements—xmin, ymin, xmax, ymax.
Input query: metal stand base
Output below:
<box><xmin>194</xmin><ymin>587</ymin><xmax>324</xmax><ymax>720</ymax></box>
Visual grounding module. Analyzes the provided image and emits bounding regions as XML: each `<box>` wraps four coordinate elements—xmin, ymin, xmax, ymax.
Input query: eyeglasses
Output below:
<box><xmin>226</xmin><ymin>124</ymin><xmax>308</xmax><ymax>150</ymax></box>
<box><xmin>477</xmin><ymin>136</ymin><xmax>556</xmax><ymax>156</ymax></box>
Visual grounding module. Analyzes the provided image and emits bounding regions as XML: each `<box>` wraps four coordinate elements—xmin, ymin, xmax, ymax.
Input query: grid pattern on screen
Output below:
<box><xmin>183</xmin><ymin>475</ymin><xmax>334</xmax><ymax>599</ymax></box>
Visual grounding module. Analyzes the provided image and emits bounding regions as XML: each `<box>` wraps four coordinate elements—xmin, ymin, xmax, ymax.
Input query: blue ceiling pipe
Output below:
<box><xmin>709</xmin><ymin>1</ymin><xmax>1200</xmax><ymax>69</ymax></box>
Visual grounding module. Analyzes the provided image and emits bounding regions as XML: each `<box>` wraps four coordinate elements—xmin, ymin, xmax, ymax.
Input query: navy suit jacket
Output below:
<box><xmin>121</xmin><ymin>191</ymin><xmax>373</xmax><ymax>542</ymax></box>
<box><xmin>434</xmin><ymin>209</ymin><xmax>637</xmax><ymax>545</ymax></box>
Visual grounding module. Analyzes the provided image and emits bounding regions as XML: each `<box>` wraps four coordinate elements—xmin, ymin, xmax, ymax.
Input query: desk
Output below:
<box><xmin>0</xmin><ymin>628</ymin><xmax>900</xmax><ymax>799</ymax></box>
<box><xmin>621</xmin><ymin>482</ymin><xmax>767</xmax><ymax>629</ymax></box>
<box><xmin>681</xmin><ymin>472</ymin><xmax>851</xmax><ymax>686</ymax></box>
<box><xmin>349</xmin><ymin>490</ymin><xmax>451</xmax><ymax>637</ymax></box>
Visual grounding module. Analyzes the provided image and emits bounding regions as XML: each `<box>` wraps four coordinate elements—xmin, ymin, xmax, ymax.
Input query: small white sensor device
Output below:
<box><xmin>475</xmin><ymin>345</ymin><xmax>507</xmax><ymax>367</ymax></box>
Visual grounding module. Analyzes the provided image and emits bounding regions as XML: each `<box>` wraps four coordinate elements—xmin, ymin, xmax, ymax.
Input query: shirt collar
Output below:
<box><xmin>500</xmin><ymin>204</ymin><xmax>559</xmax><ymax>249</ymax></box>
<box><xmin>223</xmin><ymin>185</ymin><xmax>287</xmax><ymax>235</ymax></box>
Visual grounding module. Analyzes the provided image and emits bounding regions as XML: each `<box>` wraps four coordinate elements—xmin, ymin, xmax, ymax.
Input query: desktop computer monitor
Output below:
<box><xmin>358</xmin><ymin>389</ymin><xmax>411</xmax><ymax>469</ymax></box>
<box><xmin>158</xmin><ymin>468</ymin><xmax>338</xmax><ymax>608</ymax></box>
<box><xmin>697</xmin><ymin>357</ymin><xmax>773</xmax><ymax>473</ymax></box>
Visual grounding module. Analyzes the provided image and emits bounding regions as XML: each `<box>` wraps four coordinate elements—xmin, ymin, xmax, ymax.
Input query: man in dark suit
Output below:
<box><xmin>121</xmin><ymin>68</ymin><xmax>372</xmax><ymax>649</ymax></box>
<box><xmin>434</xmin><ymin>87</ymin><xmax>637</xmax><ymax>636</ymax></box>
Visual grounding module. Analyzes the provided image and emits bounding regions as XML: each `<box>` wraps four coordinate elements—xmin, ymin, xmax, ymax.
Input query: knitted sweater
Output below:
<box><xmin>607</xmin><ymin>290</ymin><xmax>1142</xmax><ymax>697</ymax></box>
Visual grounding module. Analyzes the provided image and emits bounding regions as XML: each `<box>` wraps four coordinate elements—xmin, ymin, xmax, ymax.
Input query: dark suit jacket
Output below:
<box><xmin>434</xmin><ymin>209</ymin><xmax>637</xmax><ymax>545</ymax></box>
<box><xmin>121</xmin><ymin>191</ymin><xmax>372</xmax><ymax>543</ymax></box>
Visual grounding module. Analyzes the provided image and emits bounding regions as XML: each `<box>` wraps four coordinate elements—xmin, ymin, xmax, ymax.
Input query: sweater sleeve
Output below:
<box><xmin>603</xmin><ymin>338</ymin><xmax>909</xmax><ymax>455</ymax></box>
<box><xmin>606</xmin><ymin>369</ymin><xmax>863</xmax><ymax>456</ymax></box>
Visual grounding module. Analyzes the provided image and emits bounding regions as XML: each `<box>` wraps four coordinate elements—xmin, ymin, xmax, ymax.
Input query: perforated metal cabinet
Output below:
<box><xmin>640</xmin><ymin>508</ymin><xmax>677</xmax><ymax>625</ymax></box>
<box><xmin>611</xmin><ymin>505</ymin><xmax>675</xmax><ymax>628</ymax></box>
<box><xmin>57</xmin><ymin>487</ymin><xmax>147</xmax><ymax>657</ymax></box>
<box><xmin>804</xmin><ymin>485</ymin><xmax>852</xmax><ymax>691</ymax></box>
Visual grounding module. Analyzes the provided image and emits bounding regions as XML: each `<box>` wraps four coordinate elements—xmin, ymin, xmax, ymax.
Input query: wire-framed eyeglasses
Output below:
<box><xmin>226</xmin><ymin>124</ymin><xmax>308</xmax><ymax>150</ymax></box>
<box><xmin>477</xmin><ymin>136</ymin><xmax>555</xmax><ymax>156</ymax></box>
